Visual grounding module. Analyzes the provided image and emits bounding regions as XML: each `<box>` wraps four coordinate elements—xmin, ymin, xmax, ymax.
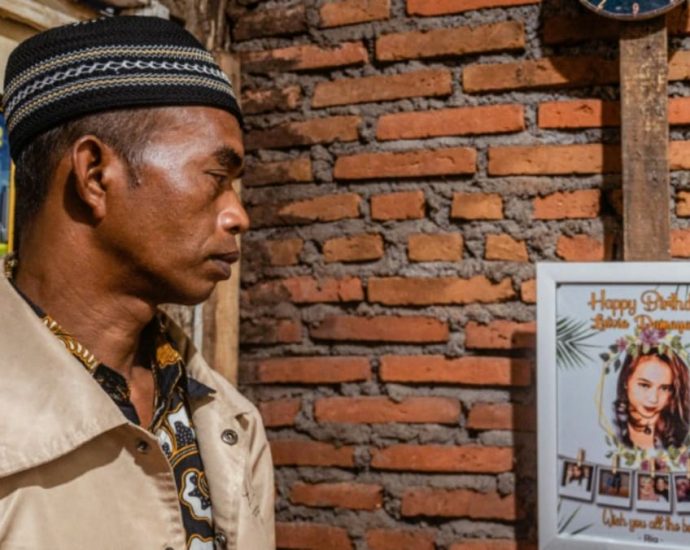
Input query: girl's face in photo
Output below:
<box><xmin>627</xmin><ymin>357</ymin><xmax>673</xmax><ymax>419</ymax></box>
<box><xmin>655</xmin><ymin>477</ymin><xmax>668</xmax><ymax>492</ymax></box>
<box><xmin>639</xmin><ymin>476</ymin><xmax>656</xmax><ymax>499</ymax></box>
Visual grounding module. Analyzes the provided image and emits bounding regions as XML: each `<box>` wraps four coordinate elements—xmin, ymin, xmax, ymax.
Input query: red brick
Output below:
<box><xmin>233</xmin><ymin>4</ymin><xmax>306</xmax><ymax>41</ymax></box>
<box><xmin>538</xmin><ymin>97</ymin><xmax>690</xmax><ymax>129</ymax></box>
<box><xmin>556</xmin><ymin>234</ymin><xmax>605</xmax><ymax>261</ymax></box>
<box><xmin>408</xmin><ymin>233</ymin><xmax>463</xmax><ymax>262</ymax></box>
<box><xmin>670</xmin><ymin>141</ymin><xmax>690</xmax><ymax>170</ymax></box>
<box><xmin>313</xmin><ymin>69</ymin><xmax>452</xmax><ymax>108</ymax></box>
<box><xmin>334</xmin><ymin>147</ymin><xmax>476</xmax><ymax>180</ymax></box>
<box><xmin>533</xmin><ymin>190</ymin><xmax>600</xmax><ymax>220</ymax></box>
<box><xmin>377</xmin><ymin>21</ymin><xmax>524</xmax><ymax>61</ymax></box>
<box><xmin>451</xmin><ymin>193</ymin><xmax>503</xmax><ymax>220</ymax></box>
<box><xmin>489</xmin><ymin>144</ymin><xmax>620</xmax><ymax>176</ymax></box>
<box><xmin>368</xmin><ymin>276</ymin><xmax>515</xmax><ymax>305</ymax></box>
<box><xmin>244</xmin><ymin>157</ymin><xmax>311</xmax><ymax>187</ymax></box>
<box><xmin>542</xmin><ymin>15</ymin><xmax>619</xmax><ymax>45</ymax></box>
<box><xmin>323</xmin><ymin>233</ymin><xmax>384</xmax><ymax>263</ymax></box>
<box><xmin>241</xmin><ymin>41</ymin><xmax>368</xmax><ymax>73</ymax></box>
<box><xmin>259</xmin><ymin>398</ymin><xmax>301</xmax><ymax>428</ymax></box>
<box><xmin>408</xmin><ymin>0</ymin><xmax>540</xmax><ymax>15</ymax></box>
<box><xmin>465</xmin><ymin>320</ymin><xmax>536</xmax><ymax>349</ymax></box>
<box><xmin>467</xmin><ymin>403</ymin><xmax>536</xmax><ymax>432</ymax></box>
<box><xmin>485</xmin><ymin>234</ymin><xmax>528</xmax><ymax>262</ymax></box>
<box><xmin>538</xmin><ymin>99</ymin><xmax>619</xmax><ymax>129</ymax></box>
<box><xmin>263</xmin><ymin>238</ymin><xmax>303</xmax><ymax>266</ymax></box>
<box><xmin>464</xmin><ymin>56</ymin><xmax>618</xmax><ymax>93</ymax></box>
<box><xmin>241</xmin><ymin>319</ymin><xmax>301</xmax><ymax>344</ymax></box>
<box><xmin>677</xmin><ymin>191</ymin><xmax>690</xmax><ymax>216</ymax></box>
<box><xmin>320</xmin><ymin>0</ymin><xmax>390</xmax><ymax>27</ymax></box>
<box><xmin>315</xmin><ymin>396</ymin><xmax>459</xmax><ymax>424</ymax></box>
<box><xmin>247</xmin><ymin>276</ymin><xmax>363</xmax><ymax>304</ymax></box>
<box><xmin>450</xmin><ymin>541</ymin><xmax>537</xmax><ymax>550</ymax></box>
<box><xmin>671</xmin><ymin>229</ymin><xmax>690</xmax><ymax>257</ymax></box>
<box><xmin>371</xmin><ymin>445</ymin><xmax>514</xmax><ymax>473</ymax></box>
<box><xmin>311</xmin><ymin>316</ymin><xmax>449</xmax><ymax>343</ymax></box>
<box><xmin>366</xmin><ymin>529</ymin><xmax>435</xmax><ymax>550</ymax></box>
<box><xmin>371</xmin><ymin>191</ymin><xmax>425</xmax><ymax>220</ymax></box>
<box><xmin>379</xmin><ymin>355</ymin><xmax>532</xmax><ymax>386</ymax></box>
<box><xmin>276</xmin><ymin>522</ymin><xmax>352</xmax><ymax>550</ymax></box>
<box><xmin>242</xmin><ymin>85</ymin><xmax>302</xmax><ymax>115</ymax></box>
<box><xmin>255</xmin><ymin>356</ymin><xmax>371</xmax><ymax>384</ymax></box>
<box><xmin>520</xmin><ymin>280</ymin><xmax>536</xmax><ymax>304</ymax></box>
<box><xmin>249</xmin><ymin>193</ymin><xmax>361</xmax><ymax>227</ymax></box>
<box><xmin>377</xmin><ymin>104</ymin><xmax>524</xmax><ymax>140</ymax></box>
<box><xmin>246</xmin><ymin>115</ymin><xmax>360</xmax><ymax>150</ymax></box>
<box><xmin>271</xmin><ymin>440</ymin><xmax>355</xmax><ymax>467</ymax></box>
<box><xmin>290</xmin><ymin>482</ymin><xmax>382</xmax><ymax>510</ymax></box>
<box><xmin>402</xmin><ymin>488</ymin><xmax>519</xmax><ymax>520</ymax></box>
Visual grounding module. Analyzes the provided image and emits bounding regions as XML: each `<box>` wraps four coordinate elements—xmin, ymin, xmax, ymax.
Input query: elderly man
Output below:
<box><xmin>0</xmin><ymin>15</ymin><xmax>274</xmax><ymax>550</ymax></box>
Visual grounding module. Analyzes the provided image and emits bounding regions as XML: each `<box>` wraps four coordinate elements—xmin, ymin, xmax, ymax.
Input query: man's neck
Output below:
<box><xmin>13</xmin><ymin>252</ymin><xmax>156</xmax><ymax>380</ymax></box>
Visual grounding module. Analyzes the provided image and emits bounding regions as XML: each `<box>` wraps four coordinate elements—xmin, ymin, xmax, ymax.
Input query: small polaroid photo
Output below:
<box><xmin>636</xmin><ymin>473</ymin><xmax>672</xmax><ymax>513</ymax></box>
<box><xmin>558</xmin><ymin>457</ymin><xmax>595</xmax><ymax>502</ymax></box>
<box><xmin>596</xmin><ymin>467</ymin><xmax>633</xmax><ymax>509</ymax></box>
<box><xmin>673</xmin><ymin>474</ymin><xmax>690</xmax><ymax>514</ymax></box>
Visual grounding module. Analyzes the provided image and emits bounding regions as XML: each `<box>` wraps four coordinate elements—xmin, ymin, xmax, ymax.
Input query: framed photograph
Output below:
<box><xmin>538</xmin><ymin>263</ymin><xmax>690</xmax><ymax>549</ymax></box>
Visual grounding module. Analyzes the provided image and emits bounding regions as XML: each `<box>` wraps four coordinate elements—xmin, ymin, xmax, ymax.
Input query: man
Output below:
<box><xmin>0</xmin><ymin>15</ymin><xmax>274</xmax><ymax>550</ymax></box>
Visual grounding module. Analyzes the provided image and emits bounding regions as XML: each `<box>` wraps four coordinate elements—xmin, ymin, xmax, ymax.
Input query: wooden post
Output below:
<box><xmin>620</xmin><ymin>17</ymin><xmax>670</xmax><ymax>261</ymax></box>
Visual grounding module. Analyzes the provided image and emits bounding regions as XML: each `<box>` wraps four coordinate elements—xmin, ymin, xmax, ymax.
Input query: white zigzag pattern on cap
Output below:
<box><xmin>6</xmin><ymin>59</ymin><xmax>230</xmax><ymax>114</ymax></box>
<box><xmin>4</xmin><ymin>45</ymin><xmax>214</xmax><ymax>99</ymax></box>
<box><xmin>7</xmin><ymin>72</ymin><xmax>235</xmax><ymax>132</ymax></box>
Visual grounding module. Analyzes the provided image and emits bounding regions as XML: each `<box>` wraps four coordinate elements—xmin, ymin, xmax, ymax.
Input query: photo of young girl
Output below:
<box><xmin>613</xmin><ymin>334</ymin><xmax>690</xmax><ymax>451</ymax></box>
<box><xmin>674</xmin><ymin>475</ymin><xmax>690</xmax><ymax>513</ymax></box>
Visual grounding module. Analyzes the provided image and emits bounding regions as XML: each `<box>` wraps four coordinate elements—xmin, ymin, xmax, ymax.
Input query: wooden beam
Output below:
<box><xmin>620</xmin><ymin>17</ymin><xmax>671</xmax><ymax>261</ymax></box>
<box><xmin>0</xmin><ymin>0</ymin><xmax>78</xmax><ymax>31</ymax></box>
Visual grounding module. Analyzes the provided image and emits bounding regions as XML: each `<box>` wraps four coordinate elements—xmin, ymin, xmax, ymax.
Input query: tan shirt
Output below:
<box><xmin>0</xmin><ymin>272</ymin><xmax>275</xmax><ymax>550</ymax></box>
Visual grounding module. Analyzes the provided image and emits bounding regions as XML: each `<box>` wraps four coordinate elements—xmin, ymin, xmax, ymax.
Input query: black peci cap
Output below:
<box><xmin>2</xmin><ymin>15</ymin><xmax>242</xmax><ymax>161</ymax></box>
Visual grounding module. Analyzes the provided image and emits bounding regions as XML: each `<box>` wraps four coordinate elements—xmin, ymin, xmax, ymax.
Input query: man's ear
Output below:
<box><xmin>70</xmin><ymin>135</ymin><xmax>121</xmax><ymax>221</ymax></box>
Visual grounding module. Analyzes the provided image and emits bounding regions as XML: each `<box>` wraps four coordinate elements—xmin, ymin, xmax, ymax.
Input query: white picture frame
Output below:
<box><xmin>538</xmin><ymin>262</ymin><xmax>690</xmax><ymax>550</ymax></box>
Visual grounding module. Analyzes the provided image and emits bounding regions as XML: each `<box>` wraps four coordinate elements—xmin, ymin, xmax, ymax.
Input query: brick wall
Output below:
<box><xmin>232</xmin><ymin>0</ymin><xmax>690</xmax><ymax>548</ymax></box>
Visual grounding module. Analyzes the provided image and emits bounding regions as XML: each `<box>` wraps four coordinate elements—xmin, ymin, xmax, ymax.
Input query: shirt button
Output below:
<box><xmin>221</xmin><ymin>429</ymin><xmax>238</xmax><ymax>446</ymax></box>
<box><xmin>214</xmin><ymin>533</ymin><xmax>227</xmax><ymax>548</ymax></box>
<box><xmin>136</xmin><ymin>439</ymin><xmax>150</xmax><ymax>453</ymax></box>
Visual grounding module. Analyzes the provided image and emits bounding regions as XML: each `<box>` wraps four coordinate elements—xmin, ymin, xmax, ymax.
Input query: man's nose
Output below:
<box><xmin>219</xmin><ymin>192</ymin><xmax>250</xmax><ymax>235</ymax></box>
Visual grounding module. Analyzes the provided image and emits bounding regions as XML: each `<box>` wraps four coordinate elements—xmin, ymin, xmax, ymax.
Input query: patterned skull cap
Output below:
<box><xmin>2</xmin><ymin>15</ymin><xmax>242</xmax><ymax>161</ymax></box>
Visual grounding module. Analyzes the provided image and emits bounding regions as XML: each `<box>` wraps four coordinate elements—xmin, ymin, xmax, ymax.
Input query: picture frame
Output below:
<box><xmin>538</xmin><ymin>263</ymin><xmax>690</xmax><ymax>550</ymax></box>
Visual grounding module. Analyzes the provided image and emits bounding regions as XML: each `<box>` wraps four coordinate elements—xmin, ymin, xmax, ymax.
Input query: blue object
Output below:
<box><xmin>0</xmin><ymin>114</ymin><xmax>9</xmax><ymax>246</ymax></box>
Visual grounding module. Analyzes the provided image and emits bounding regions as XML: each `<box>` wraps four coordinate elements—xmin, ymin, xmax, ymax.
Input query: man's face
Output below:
<box><xmin>101</xmin><ymin>106</ymin><xmax>248</xmax><ymax>305</ymax></box>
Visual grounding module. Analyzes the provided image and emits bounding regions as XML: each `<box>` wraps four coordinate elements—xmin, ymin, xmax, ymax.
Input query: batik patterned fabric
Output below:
<box><xmin>41</xmin><ymin>308</ymin><xmax>216</xmax><ymax>550</ymax></box>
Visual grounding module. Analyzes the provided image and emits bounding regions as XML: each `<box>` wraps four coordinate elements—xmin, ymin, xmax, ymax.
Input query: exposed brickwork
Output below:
<box><xmin>290</xmin><ymin>482</ymin><xmax>383</xmax><ymax>510</ymax></box>
<box><xmin>376</xmin><ymin>21</ymin><xmax>524</xmax><ymax>61</ymax></box>
<box><xmin>408</xmin><ymin>0</ymin><xmax>540</xmax><ymax>15</ymax></box>
<box><xmin>371</xmin><ymin>190</ymin><xmax>425</xmax><ymax>220</ymax></box>
<box><xmin>241</xmin><ymin>42</ymin><xmax>368</xmax><ymax>73</ymax></box>
<box><xmin>323</xmin><ymin>233</ymin><xmax>384</xmax><ymax>263</ymax></box>
<box><xmin>451</xmin><ymin>193</ymin><xmax>503</xmax><ymax>220</ymax></box>
<box><xmin>371</xmin><ymin>445</ymin><xmax>514</xmax><ymax>473</ymax></box>
<box><xmin>232</xmin><ymin>0</ymin><xmax>652</xmax><ymax>544</ymax></box>
<box><xmin>485</xmin><ymin>234</ymin><xmax>529</xmax><ymax>262</ymax></box>
<box><xmin>408</xmin><ymin>233</ymin><xmax>463</xmax><ymax>262</ymax></box>
<box><xmin>368</xmin><ymin>276</ymin><xmax>515</xmax><ymax>305</ymax></box>
<box><xmin>334</xmin><ymin>147</ymin><xmax>476</xmax><ymax>180</ymax></box>
<box><xmin>276</xmin><ymin>522</ymin><xmax>352</xmax><ymax>550</ymax></box>
<box><xmin>320</xmin><ymin>0</ymin><xmax>391</xmax><ymax>28</ymax></box>
<box><xmin>379</xmin><ymin>356</ymin><xmax>532</xmax><ymax>386</ymax></box>
<box><xmin>376</xmin><ymin>104</ymin><xmax>524</xmax><ymax>140</ymax></box>
<box><xmin>402</xmin><ymin>489</ymin><xmax>519</xmax><ymax>520</ymax></box>
<box><xmin>313</xmin><ymin>69</ymin><xmax>452</xmax><ymax>108</ymax></box>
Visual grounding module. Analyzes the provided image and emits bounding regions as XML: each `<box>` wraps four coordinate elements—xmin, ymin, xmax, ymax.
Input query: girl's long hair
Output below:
<box><xmin>614</xmin><ymin>348</ymin><xmax>690</xmax><ymax>449</ymax></box>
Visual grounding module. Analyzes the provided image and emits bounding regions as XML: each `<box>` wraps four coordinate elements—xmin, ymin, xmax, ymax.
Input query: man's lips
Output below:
<box><xmin>210</xmin><ymin>251</ymin><xmax>240</xmax><ymax>264</ymax></box>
